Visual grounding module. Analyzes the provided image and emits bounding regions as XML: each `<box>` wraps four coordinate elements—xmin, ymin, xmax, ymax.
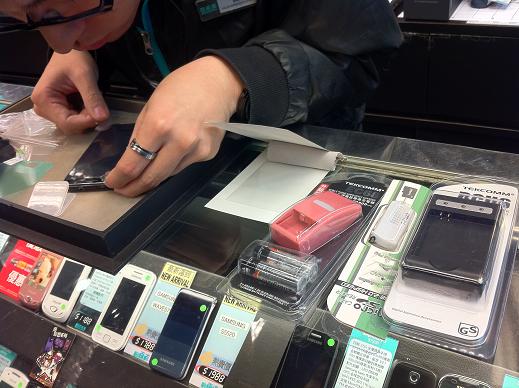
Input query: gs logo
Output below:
<box><xmin>458</xmin><ymin>323</ymin><xmax>479</xmax><ymax>337</ymax></box>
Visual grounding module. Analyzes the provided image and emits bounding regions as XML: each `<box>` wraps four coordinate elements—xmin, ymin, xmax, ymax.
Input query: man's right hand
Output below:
<box><xmin>32</xmin><ymin>50</ymin><xmax>110</xmax><ymax>134</ymax></box>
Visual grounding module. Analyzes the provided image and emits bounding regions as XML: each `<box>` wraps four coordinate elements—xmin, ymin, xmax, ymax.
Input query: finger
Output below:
<box><xmin>104</xmin><ymin>113</ymin><xmax>164</xmax><ymax>189</ymax></box>
<box><xmin>114</xmin><ymin>141</ymin><xmax>189</xmax><ymax>197</ymax></box>
<box><xmin>73</xmin><ymin>69</ymin><xmax>109</xmax><ymax>123</ymax></box>
<box><xmin>33</xmin><ymin>102</ymin><xmax>97</xmax><ymax>134</ymax></box>
<box><xmin>171</xmin><ymin>127</ymin><xmax>224</xmax><ymax>174</ymax></box>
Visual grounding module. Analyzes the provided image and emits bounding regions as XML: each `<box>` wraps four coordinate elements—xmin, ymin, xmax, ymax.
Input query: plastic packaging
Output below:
<box><xmin>238</xmin><ymin>242</ymin><xmax>319</xmax><ymax>296</ymax></box>
<box><xmin>0</xmin><ymin>109</ymin><xmax>64</xmax><ymax>160</ymax></box>
<box><xmin>27</xmin><ymin>181</ymin><xmax>71</xmax><ymax>217</ymax></box>
<box><xmin>270</xmin><ymin>190</ymin><xmax>362</xmax><ymax>253</ymax></box>
<box><xmin>219</xmin><ymin>174</ymin><xmax>391</xmax><ymax>322</ymax></box>
<box><xmin>383</xmin><ymin>178</ymin><xmax>519</xmax><ymax>359</ymax></box>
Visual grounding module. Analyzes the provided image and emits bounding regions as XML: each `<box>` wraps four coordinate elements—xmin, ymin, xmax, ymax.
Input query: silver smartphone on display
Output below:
<box><xmin>92</xmin><ymin>264</ymin><xmax>156</xmax><ymax>351</ymax></box>
<box><xmin>150</xmin><ymin>288</ymin><xmax>217</xmax><ymax>380</ymax></box>
<box><xmin>41</xmin><ymin>258</ymin><xmax>92</xmax><ymax>323</ymax></box>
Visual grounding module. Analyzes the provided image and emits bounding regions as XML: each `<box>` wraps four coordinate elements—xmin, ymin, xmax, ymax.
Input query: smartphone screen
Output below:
<box><xmin>49</xmin><ymin>261</ymin><xmax>84</xmax><ymax>300</ymax></box>
<box><xmin>101</xmin><ymin>278</ymin><xmax>145</xmax><ymax>335</ymax></box>
<box><xmin>151</xmin><ymin>290</ymin><xmax>214</xmax><ymax>379</ymax></box>
<box><xmin>387</xmin><ymin>363</ymin><xmax>436</xmax><ymax>388</ymax></box>
<box><xmin>65</xmin><ymin>124</ymin><xmax>132</xmax><ymax>191</ymax></box>
<box><xmin>274</xmin><ymin>326</ymin><xmax>338</xmax><ymax>388</ymax></box>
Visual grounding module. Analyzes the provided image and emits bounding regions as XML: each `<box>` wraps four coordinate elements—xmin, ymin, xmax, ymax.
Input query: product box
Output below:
<box><xmin>0</xmin><ymin>240</ymin><xmax>40</xmax><ymax>300</ymax></box>
<box><xmin>327</xmin><ymin>180</ymin><xmax>431</xmax><ymax>338</ymax></box>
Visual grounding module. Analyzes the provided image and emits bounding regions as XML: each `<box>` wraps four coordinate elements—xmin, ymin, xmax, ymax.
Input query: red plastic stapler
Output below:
<box><xmin>271</xmin><ymin>191</ymin><xmax>362</xmax><ymax>253</ymax></box>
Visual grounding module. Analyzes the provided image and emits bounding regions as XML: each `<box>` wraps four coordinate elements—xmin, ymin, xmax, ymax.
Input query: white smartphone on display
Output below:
<box><xmin>0</xmin><ymin>367</ymin><xmax>29</xmax><ymax>388</ymax></box>
<box><xmin>92</xmin><ymin>264</ymin><xmax>156</xmax><ymax>351</ymax></box>
<box><xmin>42</xmin><ymin>258</ymin><xmax>92</xmax><ymax>323</ymax></box>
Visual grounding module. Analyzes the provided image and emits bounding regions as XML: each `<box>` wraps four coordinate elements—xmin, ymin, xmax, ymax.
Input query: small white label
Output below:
<box><xmin>217</xmin><ymin>0</ymin><xmax>256</xmax><ymax>13</ymax></box>
<box><xmin>3</xmin><ymin>156</ymin><xmax>23</xmax><ymax>166</ymax></box>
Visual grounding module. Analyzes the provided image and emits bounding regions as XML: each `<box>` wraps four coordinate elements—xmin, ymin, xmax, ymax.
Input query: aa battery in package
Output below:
<box><xmin>383</xmin><ymin>180</ymin><xmax>518</xmax><ymax>359</ymax></box>
<box><xmin>219</xmin><ymin>175</ymin><xmax>388</xmax><ymax>321</ymax></box>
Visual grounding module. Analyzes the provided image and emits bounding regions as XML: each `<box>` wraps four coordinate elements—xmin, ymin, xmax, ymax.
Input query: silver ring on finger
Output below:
<box><xmin>129</xmin><ymin>138</ymin><xmax>157</xmax><ymax>160</ymax></box>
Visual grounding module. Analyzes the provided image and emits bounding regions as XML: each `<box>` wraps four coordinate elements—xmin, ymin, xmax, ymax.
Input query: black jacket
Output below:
<box><xmin>98</xmin><ymin>0</ymin><xmax>402</xmax><ymax>129</ymax></box>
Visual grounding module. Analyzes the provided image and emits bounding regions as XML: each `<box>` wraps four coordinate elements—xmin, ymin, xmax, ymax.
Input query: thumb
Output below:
<box><xmin>74</xmin><ymin>69</ymin><xmax>109</xmax><ymax>123</ymax></box>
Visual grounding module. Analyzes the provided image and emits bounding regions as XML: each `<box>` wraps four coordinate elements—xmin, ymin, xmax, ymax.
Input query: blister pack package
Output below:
<box><xmin>219</xmin><ymin>173</ymin><xmax>391</xmax><ymax>322</ymax></box>
<box><xmin>383</xmin><ymin>179</ymin><xmax>518</xmax><ymax>359</ymax></box>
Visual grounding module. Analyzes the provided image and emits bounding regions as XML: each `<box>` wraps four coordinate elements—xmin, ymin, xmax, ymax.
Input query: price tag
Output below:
<box><xmin>334</xmin><ymin>329</ymin><xmax>398</xmax><ymax>388</ymax></box>
<box><xmin>503</xmin><ymin>375</ymin><xmax>519</xmax><ymax>388</ymax></box>
<box><xmin>189</xmin><ymin>294</ymin><xmax>258</xmax><ymax>388</ymax></box>
<box><xmin>0</xmin><ymin>345</ymin><xmax>16</xmax><ymax>375</ymax></box>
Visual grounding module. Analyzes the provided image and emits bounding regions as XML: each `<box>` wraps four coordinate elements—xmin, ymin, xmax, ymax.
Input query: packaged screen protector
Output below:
<box><xmin>383</xmin><ymin>180</ymin><xmax>518</xmax><ymax>359</ymax></box>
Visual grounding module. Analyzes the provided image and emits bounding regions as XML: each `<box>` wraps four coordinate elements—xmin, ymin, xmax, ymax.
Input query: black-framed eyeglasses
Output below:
<box><xmin>0</xmin><ymin>0</ymin><xmax>113</xmax><ymax>33</ymax></box>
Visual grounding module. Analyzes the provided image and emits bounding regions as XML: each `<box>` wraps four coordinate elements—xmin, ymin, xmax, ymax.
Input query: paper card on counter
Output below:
<box><xmin>205</xmin><ymin>123</ymin><xmax>339</xmax><ymax>224</ymax></box>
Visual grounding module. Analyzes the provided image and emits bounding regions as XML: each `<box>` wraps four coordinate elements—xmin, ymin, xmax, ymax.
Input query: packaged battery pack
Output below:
<box><xmin>238</xmin><ymin>242</ymin><xmax>318</xmax><ymax>296</ymax></box>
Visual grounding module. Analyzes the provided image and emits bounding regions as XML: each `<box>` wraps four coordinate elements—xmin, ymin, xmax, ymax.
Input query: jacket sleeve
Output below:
<box><xmin>198</xmin><ymin>0</ymin><xmax>402</xmax><ymax>128</ymax></box>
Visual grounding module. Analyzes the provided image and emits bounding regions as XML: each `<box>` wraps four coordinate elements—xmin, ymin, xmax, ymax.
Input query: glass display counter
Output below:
<box><xmin>0</xmin><ymin>106</ymin><xmax>518</xmax><ymax>388</ymax></box>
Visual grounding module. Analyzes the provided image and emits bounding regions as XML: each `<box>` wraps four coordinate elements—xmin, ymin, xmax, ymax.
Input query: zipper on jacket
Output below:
<box><xmin>138</xmin><ymin>29</ymin><xmax>153</xmax><ymax>56</ymax></box>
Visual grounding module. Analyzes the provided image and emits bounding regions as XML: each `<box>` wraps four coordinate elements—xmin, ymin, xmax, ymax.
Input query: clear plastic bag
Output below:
<box><xmin>0</xmin><ymin>109</ymin><xmax>64</xmax><ymax>159</ymax></box>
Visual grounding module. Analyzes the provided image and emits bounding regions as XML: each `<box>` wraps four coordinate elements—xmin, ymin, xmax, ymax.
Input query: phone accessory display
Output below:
<box><xmin>219</xmin><ymin>177</ymin><xmax>384</xmax><ymax>322</ymax></box>
<box><xmin>273</xmin><ymin>325</ymin><xmax>338</xmax><ymax>388</ymax></box>
<box><xmin>270</xmin><ymin>191</ymin><xmax>362</xmax><ymax>253</ymax></box>
<box><xmin>42</xmin><ymin>259</ymin><xmax>92</xmax><ymax>323</ymax></box>
<box><xmin>92</xmin><ymin>264</ymin><xmax>156</xmax><ymax>351</ymax></box>
<box><xmin>327</xmin><ymin>181</ymin><xmax>430</xmax><ymax>338</ymax></box>
<box><xmin>0</xmin><ymin>367</ymin><xmax>29</xmax><ymax>388</ymax></box>
<box><xmin>19</xmin><ymin>250</ymin><xmax>62</xmax><ymax>310</ymax></box>
<box><xmin>383</xmin><ymin>181</ymin><xmax>519</xmax><ymax>359</ymax></box>
<box><xmin>29</xmin><ymin>327</ymin><xmax>75</xmax><ymax>388</ymax></box>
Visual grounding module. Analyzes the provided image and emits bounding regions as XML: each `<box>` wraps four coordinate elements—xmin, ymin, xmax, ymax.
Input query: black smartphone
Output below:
<box><xmin>150</xmin><ymin>289</ymin><xmax>217</xmax><ymax>380</ymax></box>
<box><xmin>387</xmin><ymin>362</ymin><xmax>436</xmax><ymax>388</ymax></box>
<box><xmin>273</xmin><ymin>326</ymin><xmax>338</xmax><ymax>388</ymax></box>
<box><xmin>65</xmin><ymin>124</ymin><xmax>133</xmax><ymax>192</ymax></box>
<box><xmin>402</xmin><ymin>194</ymin><xmax>501</xmax><ymax>285</ymax></box>
<box><xmin>439</xmin><ymin>374</ymin><xmax>491</xmax><ymax>388</ymax></box>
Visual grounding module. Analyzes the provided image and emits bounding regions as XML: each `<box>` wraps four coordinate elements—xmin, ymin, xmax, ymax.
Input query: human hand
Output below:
<box><xmin>104</xmin><ymin>55</ymin><xmax>244</xmax><ymax>197</ymax></box>
<box><xmin>31</xmin><ymin>50</ymin><xmax>109</xmax><ymax>134</ymax></box>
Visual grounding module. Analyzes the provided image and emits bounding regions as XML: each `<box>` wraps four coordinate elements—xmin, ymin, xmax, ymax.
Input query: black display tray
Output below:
<box><xmin>0</xmin><ymin>97</ymin><xmax>249</xmax><ymax>273</ymax></box>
